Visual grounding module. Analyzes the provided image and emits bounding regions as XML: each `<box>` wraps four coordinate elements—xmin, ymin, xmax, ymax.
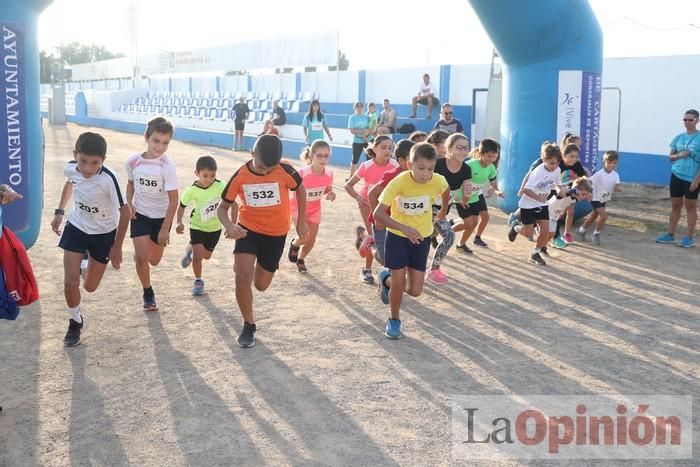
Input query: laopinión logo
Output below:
<box><xmin>451</xmin><ymin>395</ymin><xmax>692</xmax><ymax>460</ymax></box>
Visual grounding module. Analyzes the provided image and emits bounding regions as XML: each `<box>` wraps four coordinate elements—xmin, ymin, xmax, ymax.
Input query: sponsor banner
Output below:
<box><xmin>452</xmin><ymin>395</ymin><xmax>692</xmax><ymax>460</ymax></box>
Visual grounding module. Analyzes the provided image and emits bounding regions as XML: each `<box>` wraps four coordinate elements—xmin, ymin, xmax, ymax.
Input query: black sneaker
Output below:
<box><xmin>143</xmin><ymin>287</ymin><xmax>158</xmax><ymax>311</ymax></box>
<box><xmin>296</xmin><ymin>259</ymin><xmax>307</xmax><ymax>273</ymax></box>
<box><xmin>287</xmin><ymin>239</ymin><xmax>300</xmax><ymax>263</ymax></box>
<box><xmin>508</xmin><ymin>224</ymin><xmax>519</xmax><ymax>242</ymax></box>
<box><xmin>63</xmin><ymin>317</ymin><xmax>84</xmax><ymax>347</ymax></box>
<box><xmin>455</xmin><ymin>244</ymin><xmax>473</xmax><ymax>254</ymax></box>
<box><xmin>540</xmin><ymin>246</ymin><xmax>549</xmax><ymax>256</ymax></box>
<box><xmin>237</xmin><ymin>322</ymin><xmax>257</xmax><ymax>348</ymax></box>
<box><xmin>530</xmin><ymin>252</ymin><xmax>546</xmax><ymax>266</ymax></box>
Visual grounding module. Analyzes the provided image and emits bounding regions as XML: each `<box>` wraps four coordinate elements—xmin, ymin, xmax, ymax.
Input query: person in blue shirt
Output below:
<box><xmin>347</xmin><ymin>102</ymin><xmax>370</xmax><ymax>178</ymax></box>
<box><xmin>656</xmin><ymin>109</ymin><xmax>700</xmax><ymax>248</ymax></box>
<box><xmin>302</xmin><ymin>99</ymin><xmax>333</xmax><ymax>145</ymax></box>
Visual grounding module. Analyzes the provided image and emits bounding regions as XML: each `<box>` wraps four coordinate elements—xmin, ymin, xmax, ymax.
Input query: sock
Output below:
<box><xmin>593</xmin><ymin>230</ymin><xmax>601</xmax><ymax>235</ymax></box>
<box><xmin>68</xmin><ymin>305</ymin><xmax>81</xmax><ymax>323</ymax></box>
<box><xmin>532</xmin><ymin>248</ymin><xmax>541</xmax><ymax>255</ymax></box>
<box><xmin>194</xmin><ymin>277</ymin><xmax>201</xmax><ymax>281</ymax></box>
<box><xmin>475</xmin><ymin>235</ymin><xmax>481</xmax><ymax>240</ymax></box>
<box><xmin>578</xmin><ymin>226</ymin><xmax>586</xmax><ymax>233</ymax></box>
<box><xmin>515</xmin><ymin>225</ymin><xmax>523</xmax><ymax>234</ymax></box>
<box><xmin>143</xmin><ymin>286</ymin><xmax>153</xmax><ymax>294</ymax></box>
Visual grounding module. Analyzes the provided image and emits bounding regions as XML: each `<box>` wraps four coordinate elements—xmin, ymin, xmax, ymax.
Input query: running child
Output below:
<box><xmin>366</xmin><ymin>102</ymin><xmax>379</xmax><ymax>143</ymax></box>
<box><xmin>453</xmin><ymin>138</ymin><xmax>503</xmax><ymax>250</ymax></box>
<box><xmin>427</xmin><ymin>129</ymin><xmax>449</xmax><ymax>158</ymax></box>
<box><xmin>409</xmin><ymin>131</ymin><xmax>428</xmax><ymax>143</ymax></box>
<box><xmin>345</xmin><ymin>135</ymin><xmax>399</xmax><ymax>284</ymax></box>
<box><xmin>547</xmin><ymin>177</ymin><xmax>592</xmax><ymax>250</ymax></box>
<box><xmin>507</xmin><ymin>143</ymin><xmax>562</xmax><ymax>265</ymax></box>
<box><xmin>126</xmin><ymin>117</ymin><xmax>179</xmax><ymax>311</ymax></box>
<box><xmin>51</xmin><ymin>132</ymin><xmax>130</xmax><ymax>346</ymax></box>
<box><xmin>578</xmin><ymin>150</ymin><xmax>622</xmax><ymax>245</ymax></box>
<box><xmin>175</xmin><ymin>155</ymin><xmax>225</xmax><ymax>295</ymax></box>
<box><xmin>374</xmin><ymin>142</ymin><xmax>449</xmax><ymax>339</ymax></box>
<box><xmin>217</xmin><ymin>134</ymin><xmax>308</xmax><ymax>348</ymax></box>
<box><xmin>287</xmin><ymin>140</ymin><xmax>336</xmax><ymax>273</ymax></box>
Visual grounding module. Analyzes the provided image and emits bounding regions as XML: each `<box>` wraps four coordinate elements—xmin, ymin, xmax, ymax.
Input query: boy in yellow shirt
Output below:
<box><xmin>374</xmin><ymin>143</ymin><xmax>449</xmax><ymax>339</ymax></box>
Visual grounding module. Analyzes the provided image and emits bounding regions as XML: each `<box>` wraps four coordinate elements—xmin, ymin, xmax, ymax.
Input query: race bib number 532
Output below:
<box><xmin>396</xmin><ymin>195</ymin><xmax>430</xmax><ymax>215</ymax></box>
<box><xmin>243</xmin><ymin>183</ymin><xmax>281</xmax><ymax>207</ymax></box>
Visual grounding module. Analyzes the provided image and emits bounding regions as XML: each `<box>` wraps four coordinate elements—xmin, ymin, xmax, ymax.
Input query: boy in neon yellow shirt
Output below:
<box><xmin>374</xmin><ymin>143</ymin><xmax>449</xmax><ymax>339</ymax></box>
<box><xmin>176</xmin><ymin>155</ymin><xmax>225</xmax><ymax>295</ymax></box>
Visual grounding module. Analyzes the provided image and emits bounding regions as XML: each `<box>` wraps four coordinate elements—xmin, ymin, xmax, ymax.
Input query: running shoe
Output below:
<box><xmin>385</xmin><ymin>319</ymin><xmax>402</xmax><ymax>339</ymax></box>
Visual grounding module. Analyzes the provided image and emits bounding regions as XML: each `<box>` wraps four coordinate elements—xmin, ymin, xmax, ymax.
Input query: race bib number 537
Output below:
<box><xmin>243</xmin><ymin>183</ymin><xmax>281</xmax><ymax>207</ymax></box>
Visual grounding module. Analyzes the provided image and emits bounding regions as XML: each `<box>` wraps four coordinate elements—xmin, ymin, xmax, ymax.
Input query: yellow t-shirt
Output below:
<box><xmin>379</xmin><ymin>171</ymin><xmax>448</xmax><ymax>238</ymax></box>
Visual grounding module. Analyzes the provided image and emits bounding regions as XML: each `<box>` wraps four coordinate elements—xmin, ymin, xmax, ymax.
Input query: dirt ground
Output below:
<box><xmin>0</xmin><ymin>122</ymin><xmax>698</xmax><ymax>467</ymax></box>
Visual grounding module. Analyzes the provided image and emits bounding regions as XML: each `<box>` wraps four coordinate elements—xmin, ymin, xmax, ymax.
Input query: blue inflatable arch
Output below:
<box><xmin>2</xmin><ymin>0</ymin><xmax>602</xmax><ymax>247</ymax></box>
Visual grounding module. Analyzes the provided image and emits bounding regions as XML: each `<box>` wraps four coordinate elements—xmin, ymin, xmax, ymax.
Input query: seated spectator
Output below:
<box><xmin>409</xmin><ymin>73</ymin><xmax>439</xmax><ymax>119</ymax></box>
<box><xmin>377</xmin><ymin>99</ymin><xmax>397</xmax><ymax>134</ymax></box>
<box><xmin>262</xmin><ymin>99</ymin><xmax>286</xmax><ymax>135</ymax></box>
<box><xmin>433</xmin><ymin>104</ymin><xmax>464</xmax><ymax>134</ymax></box>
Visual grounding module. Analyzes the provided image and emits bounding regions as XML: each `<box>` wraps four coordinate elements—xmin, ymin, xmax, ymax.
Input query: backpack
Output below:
<box><xmin>0</xmin><ymin>226</ymin><xmax>39</xmax><ymax>307</ymax></box>
<box><xmin>397</xmin><ymin>123</ymin><xmax>416</xmax><ymax>134</ymax></box>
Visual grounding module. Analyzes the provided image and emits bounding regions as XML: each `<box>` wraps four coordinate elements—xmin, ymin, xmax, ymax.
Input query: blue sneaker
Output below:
<box><xmin>507</xmin><ymin>212</ymin><xmax>517</xmax><ymax>227</ymax></box>
<box><xmin>655</xmin><ymin>233</ymin><xmax>675</xmax><ymax>244</ymax></box>
<box><xmin>385</xmin><ymin>319</ymin><xmax>401</xmax><ymax>339</ymax></box>
<box><xmin>552</xmin><ymin>236</ymin><xmax>568</xmax><ymax>249</ymax></box>
<box><xmin>378</xmin><ymin>269</ymin><xmax>391</xmax><ymax>305</ymax></box>
<box><xmin>192</xmin><ymin>279</ymin><xmax>205</xmax><ymax>296</ymax></box>
<box><xmin>181</xmin><ymin>244</ymin><xmax>193</xmax><ymax>268</ymax></box>
<box><xmin>678</xmin><ymin>236</ymin><xmax>695</xmax><ymax>248</ymax></box>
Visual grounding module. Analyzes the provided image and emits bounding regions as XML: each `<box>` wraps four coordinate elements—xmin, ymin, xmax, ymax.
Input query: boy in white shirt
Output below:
<box><xmin>508</xmin><ymin>143</ymin><xmax>562</xmax><ymax>265</ymax></box>
<box><xmin>578</xmin><ymin>150</ymin><xmax>622</xmax><ymax>245</ymax></box>
<box><xmin>51</xmin><ymin>132</ymin><xmax>130</xmax><ymax>347</ymax></box>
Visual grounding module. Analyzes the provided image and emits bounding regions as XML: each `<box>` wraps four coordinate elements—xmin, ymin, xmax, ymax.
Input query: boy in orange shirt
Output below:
<box><xmin>218</xmin><ymin>135</ymin><xmax>308</xmax><ymax>348</ymax></box>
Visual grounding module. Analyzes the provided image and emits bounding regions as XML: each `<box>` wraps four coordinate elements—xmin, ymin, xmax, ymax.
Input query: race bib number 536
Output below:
<box><xmin>136</xmin><ymin>175</ymin><xmax>162</xmax><ymax>193</ymax></box>
<box><xmin>243</xmin><ymin>183</ymin><xmax>281</xmax><ymax>207</ymax></box>
<box><xmin>396</xmin><ymin>195</ymin><xmax>430</xmax><ymax>215</ymax></box>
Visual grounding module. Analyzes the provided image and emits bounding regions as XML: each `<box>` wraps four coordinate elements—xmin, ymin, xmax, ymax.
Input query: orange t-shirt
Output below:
<box><xmin>222</xmin><ymin>160</ymin><xmax>302</xmax><ymax>236</ymax></box>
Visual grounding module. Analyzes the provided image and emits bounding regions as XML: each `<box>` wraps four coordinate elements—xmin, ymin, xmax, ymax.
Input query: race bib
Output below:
<box><xmin>135</xmin><ymin>174</ymin><xmax>162</xmax><ymax>193</ymax></box>
<box><xmin>449</xmin><ymin>189</ymin><xmax>461</xmax><ymax>204</ymax></box>
<box><xmin>599</xmin><ymin>192</ymin><xmax>612</xmax><ymax>202</ymax></box>
<box><xmin>243</xmin><ymin>183</ymin><xmax>281</xmax><ymax>207</ymax></box>
<box><xmin>200</xmin><ymin>198</ymin><xmax>220</xmax><ymax>222</ymax></box>
<box><xmin>311</xmin><ymin>122</ymin><xmax>323</xmax><ymax>131</ymax></box>
<box><xmin>306</xmin><ymin>186</ymin><xmax>326</xmax><ymax>201</ymax></box>
<box><xmin>74</xmin><ymin>199</ymin><xmax>105</xmax><ymax>218</ymax></box>
<box><xmin>396</xmin><ymin>195</ymin><xmax>430</xmax><ymax>216</ymax></box>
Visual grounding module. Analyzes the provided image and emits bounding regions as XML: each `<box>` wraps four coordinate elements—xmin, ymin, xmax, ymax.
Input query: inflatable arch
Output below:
<box><xmin>2</xmin><ymin>0</ymin><xmax>602</xmax><ymax>248</ymax></box>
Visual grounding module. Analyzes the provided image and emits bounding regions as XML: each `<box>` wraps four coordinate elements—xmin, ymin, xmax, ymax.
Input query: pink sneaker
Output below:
<box><xmin>359</xmin><ymin>236</ymin><xmax>375</xmax><ymax>258</ymax></box>
<box><xmin>564</xmin><ymin>233</ymin><xmax>574</xmax><ymax>244</ymax></box>
<box><xmin>427</xmin><ymin>268</ymin><xmax>448</xmax><ymax>284</ymax></box>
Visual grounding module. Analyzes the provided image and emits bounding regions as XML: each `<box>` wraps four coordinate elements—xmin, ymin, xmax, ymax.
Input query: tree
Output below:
<box><xmin>55</xmin><ymin>42</ymin><xmax>124</xmax><ymax>65</ymax></box>
<box><xmin>328</xmin><ymin>50</ymin><xmax>349</xmax><ymax>71</ymax></box>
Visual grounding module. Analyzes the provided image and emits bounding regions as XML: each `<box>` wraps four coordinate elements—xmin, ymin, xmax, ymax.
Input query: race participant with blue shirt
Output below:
<box><xmin>656</xmin><ymin>109</ymin><xmax>700</xmax><ymax>248</ymax></box>
<box><xmin>302</xmin><ymin>99</ymin><xmax>333</xmax><ymax>144</ymax></box>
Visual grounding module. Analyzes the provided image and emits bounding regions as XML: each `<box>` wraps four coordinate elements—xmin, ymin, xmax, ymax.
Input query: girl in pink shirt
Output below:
<box><xmin>287</xmin><ymin>140</ymin><xmax>336</xmax><ymax>273</ymax></box>
<box><xmin>344</xmin><ymin>135</ymin><xmax>399</xmax><ymax>284</ymax></box>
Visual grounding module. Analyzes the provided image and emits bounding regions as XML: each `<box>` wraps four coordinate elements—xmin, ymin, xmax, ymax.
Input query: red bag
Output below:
<box><xmin>0</xmin><ymin>226</ymin><xmax>39</xmax><ymax>306</ymax></box>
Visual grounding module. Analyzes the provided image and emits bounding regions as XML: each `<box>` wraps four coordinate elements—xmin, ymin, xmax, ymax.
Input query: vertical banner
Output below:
<box><xmin>0</xmin><ymin>22</ymin><xmax>28</xmax><ymax>230</ymax></box>
<box><xmin>557</xmin><ymin>70</ymin><xmax>602</xmax><ymax>173</ymax></box>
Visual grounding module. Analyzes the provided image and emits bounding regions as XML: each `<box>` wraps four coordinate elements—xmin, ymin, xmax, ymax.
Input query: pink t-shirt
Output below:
<box><xmin>355</xmin><ymin>158</ymin><xmax>399</xmax><ymax>200</ymax></box>
<box><xmin>290</xmin><ymin>165</ymin><xmax>334</xmax><ymax>224</ymax></box>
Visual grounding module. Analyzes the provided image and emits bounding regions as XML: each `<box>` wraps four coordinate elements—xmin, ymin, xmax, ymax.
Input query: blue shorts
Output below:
<box><xmin>591</xmin><ymin>200</ymin><xmax>606</xmax><ymax>210</ymax></box>
<box><xmin>59</xmin><ymin>222</ymin><xmax>116</xmax><ymax>264</ymax></box>
<box><xmin>130</xmin><ymin>212</ymin><xmax>166</xmax><ymax>244</ymax></box>
<box><xmin>384</xmin><ymin>231</ymin><xmax>431</xmax><ymax>272</ymax></box>
<box><xmin>372</xmin><ymin>226</ymin><xmax>387</xmax><ymax>264</ymax></box>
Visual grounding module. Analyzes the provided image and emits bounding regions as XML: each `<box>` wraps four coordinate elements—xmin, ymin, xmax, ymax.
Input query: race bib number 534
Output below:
<box><xmin>396</xmin><ymin>195</ymin><xmax>430</xmax><ymax>215</ymax></box>
<box><xmin>243</xmin><ymin>183</ymin><xmax>281</xmax><ymax>207</ymax></box>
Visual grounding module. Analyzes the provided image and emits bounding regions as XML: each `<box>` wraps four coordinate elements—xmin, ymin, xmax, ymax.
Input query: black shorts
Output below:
<box><xmin>467</xmin><ymin>195</ymin><xmax>488</xmax><ymax>215</ymax></box>
<box><xmin>234</xmin><ymin>120</ymin><xmax>245</xmax><ymax>131</ymax></box>
<box><xmin>520</xmin><ymin>206</ymin><xmax>550</xmax><ymax>225</ymax></box>
<box><xmin>670</xmin><ymin>173</ymin><xmax>699</xmax><ymax>200</ymax></box>
<box><xmin>352</xmin><ymin>142</ymin><xmax>368</xmax><ymax>164</ymax></box>
<box><xmin>590</xmin><ymin>200</ymin><xmax>606</xmax><ymax>210</ymax></box>
<box><xmin>416</xmin><ymin>96</ymin><xmax>439</xmax><ymax>106</ymax></box>
<box><xmin>384</xmin><ymin>231</ymin><xmax>431</xmax><ymax>272</ymax></box>
<box><xmin>190</xmin><ymin>229</ymin><xmax>222</xmax><ymax>252</ymax></box>
<box><xmin>130</xmin><ymin>212</ymin><xmax>166</xmax><ymax>244</ymax></box>
<box><xmin>233</xmin><ymin>225</ymin><xmax>286</xmax><ymax>273</ymax></box>
<box><xmin>59</xmin><ymin>222</ymin><xmax>116</xmax><ymax>264</ymax></box>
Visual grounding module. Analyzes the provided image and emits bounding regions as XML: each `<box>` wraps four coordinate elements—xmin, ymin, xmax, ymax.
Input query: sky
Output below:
<box><xmin>38</xmin><ymin>0</ymin><xmax>700</xmax><ymax>70</ymax></box>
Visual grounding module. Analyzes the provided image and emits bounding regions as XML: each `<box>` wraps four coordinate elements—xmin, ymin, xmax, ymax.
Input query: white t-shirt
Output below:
<box><xmin>590</xmin><ymin>169</ymin><xmax>620</xmax><ymax>203</ymax></box>
<box><xmin>418</xmin><ymin>81</ymin><xmax>437</xmax><ymax>97</ymax></box>
<box><xmin>125</xmin><ymin>152</ymin><xmax>179</xmax><ymax>219</ymax></box>
<box><xmin>65</xmin><ymin>161</ymin><xmax>125</xmax><ymax>235</ymax></box>
<box><xmin>519</xmin><ymin>164</ymin><xmax>561</xmax><ymax>209</ymax></box>
<box><xmin>548</xmin><ymin>194</ymin><xmax>575</xmax><ymax>232</ymax></box>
